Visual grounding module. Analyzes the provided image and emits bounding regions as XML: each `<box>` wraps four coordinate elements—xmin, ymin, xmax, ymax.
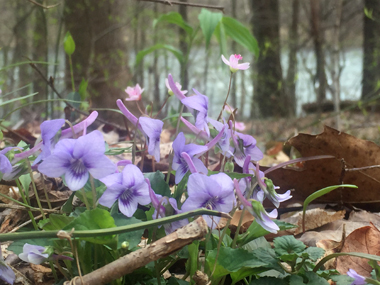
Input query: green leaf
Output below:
<box><xmin>274</xmin><ymin>235</ymin><xmax>306</xmax><ymax>256</ymax></box>
<box><xmin>144</xmin><ymin>171</ymin><xmax>171</xmax><ymax>197</ymax></box>
<box><xmin>330</xmin><ymin>275</ymin><xmax>355</xmax><ymax>285</ymax></box>
<box><xmin>304</xmin><ymin>247</ymin><xmax>325</xmax><ymax>261</ymax></box>
<box><xmin>67</xmin><ymin>91</ymin><xmax>81</xmax><ymax>110</ymax></box>
<box><xmin>18</xmin><ymin>174</ymin><xmax>31</xmax><ymax>197</ymax></box>
<box><xmin>153</xmin><ymin>12</ymin><xmax>193</xmax><ymax>36</ymax></box>
<box><xmin>198</xmin><ymin>9</ymin><xmax>222</xmax><ymax>49</ymax></box>
<box><xmin>61</xmin><ymin>193</ymin><xmax>75</xmax><ymax>213</ymax></box>
<box><xmin>162</xmin><ymin>112</ymin><xmax>192</xmax><ymax>121</ymax></box>
<box><xmin>64</xmin><ymin>31</ymin><xmax>75</xmax><ymax>56</ymax></box>
<box><xmin>186</xmin><ymin>240</ymin><xmax>199</xmax><ymax>281</ymax></box>
<box><xmin>214</xmin><ymin>22</ymin><xmax>227</xmax><ymax>57</ymax></box>
<box><xmin>135</xmin><ymin>43</ymin><xmax>184</xmax><ymax>67</ymax></box>
<box><xmin>0</xmin><ymin>92</ymin><xmax>38</xmax><ymax>107</ymax></box>
<box><xmin>242</xmin><ymin>237</ymin><xmax>271</xmax><ymax>252</ymax></box>
<box><xmin>78</xmin><ymin>78</ymin><xmax>88</xmax><ymax>101</ymax></box>
<box><xmin>63</xmin><ymin>208</ymin><xmax>117</xmax><ymax>244</ymax></box>
<box><xmin>303</xmin><ymin>184</ymin><xmax>357</xmax><ymax>231</ymax></box>
<box><xmin>112</xmin><ymin>213</ymin><xmax>144</xmax><ymax>250</ymax></box>
<box><xmin>249</xmin><ymin>277</ymin><xmax>288</xmax><ymax>285</ymax></box>
<box><xmin>217</xmin><ymin>247</ymin><xmax>266</xmax><ymax>272</ymax></box>
<box><xmin>39</xmin><ymin>214</ymin><xmax>75</xmax><ymax>231</ymax></box>
<box><xmin>8</xmin><ymin>238</ymin><xmax>54</xmax><ymax>255</ymax></box>
<box><xmin>300</xmin><ymin>271</ymin><xmax>330</xmax><ymax>285</ymax></box>
<box><xmin>222</xmin><ymin>16</ymin><xmax>259</xmax><ymax>57</ymax></box>
<box><xmin>167</xmin><ymin>277</ymin><xmax>189</xmax><ymax>285</ymax></box>
<box><xmin>238</xmin><ymin>220</ymin><xmax>297</xmax><ymax>246</ymax></box>
<box><xmin>253</xmin><ymin>247</ymin><xmax>285</xmax><ymax>273</ymax></box>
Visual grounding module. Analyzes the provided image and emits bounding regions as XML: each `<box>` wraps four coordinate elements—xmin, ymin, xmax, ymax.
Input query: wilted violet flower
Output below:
<box><xmin>182</xmin><ymin>173</ymin><xmax>235</xmax><ymax>228</ymax></box>
<box><xmin>172</xmin><ymin>132</ymin><xmax>208</xmax><ymax>184</ymax></box>
<box><xmin>125</xmin><ymin>84</ymin><xmax>144</xmax><ymax>101</ymax></box>
<box><xmin>147</xmin><ymin>179</ymin><xmax>187</xmax><ymax>234</ymax></box>
<box><xmin>117</xmin><ymin>99</ymin><xmax>163</xmax><ymax>161</ymax></box>
<box><xmin>0</xmin><ymin>253</ymin><xmax>15</xmax><ymax>285</ymax></box>
<box><xmin>38</xmin><ymin>131</ymin><xmax>116</xmax><ymax>191</ymax></box>
<box><xmin>347</xmin><ymin>269</ymin><xmax>366</xmax><ymax>285</ymax></box>
<box><xmin>221</xmin><ymin>54</ymin><xmax>250</xmax><ymax>73</ymax></box>
<box><xmin>165</xmin><ymin>78</ymin><xmax>187</xmax><ymax>96</ymax></box>
<box><xmin>19</xmin><ymin>244</ymin><xmax>49</xmax><ymax>265</ymax></box>
<box><xmin>98</xmin><ymin>164</ymin><xmax>150</xmax><ymax>217</ymax></box>
<box><xmin>234</xmin><ymin>179</ymin><xmax>279</xmax><ymax>234</ymax></box>
<box><xmin>235</xmin><ymin>122</ymin><xmax>246</xmax><ymax>131</ymax></box>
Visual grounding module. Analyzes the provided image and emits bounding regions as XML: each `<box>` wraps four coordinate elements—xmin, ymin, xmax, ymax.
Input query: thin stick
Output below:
<box><xmin>0</xmin><ymin>203</ymin><xmax>59</xmax><ymax>213</ymax></box>
<box><xmin>27</xmin><ymin>0</ymin><xmax>60</xmax><ymax>9</ymax></box>
<box><xmin>138</xmin><ymin>0</ymin><xmax>224</xmax><ymax>12</ymax></box>
<box><xmin>345</xmin><ymin>165</ymin><xmax>380</xmax><ymax>172</ymax></box>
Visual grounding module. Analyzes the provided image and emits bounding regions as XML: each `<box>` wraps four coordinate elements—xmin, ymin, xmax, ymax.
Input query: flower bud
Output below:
<box><xmin>121</xmin><ymin>241</ymin><xmax>129</xmax><ymax>249</ymax></box>
<box><xmin>225</xmin><ymin>161</ymin><xmax>234</xmax><ymax>172</ymax></box>
<box><xmin>145</xmin><ymin>104</ymin><xmax>152</xmax><ymax>114</ymax></box>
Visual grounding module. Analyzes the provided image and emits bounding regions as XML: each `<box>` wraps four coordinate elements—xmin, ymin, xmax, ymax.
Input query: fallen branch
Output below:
<box><xmin>63</xmin><ymin>217</ymin><xmax>208</xmax><ymax>285</ymax></box>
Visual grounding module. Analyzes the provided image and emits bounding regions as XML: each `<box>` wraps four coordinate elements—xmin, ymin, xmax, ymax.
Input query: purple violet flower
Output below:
<box><xmin>0</xmin><ymin>147</ymin><xmax>16</xmax><ymax>175</ymax></box>
<box><xmin>172</xmin><ymin>132</ymin><xmax>208</xmax><ymax>184</ymax></box>
<box><xmin>167</xmin><ymin>74</ymin><xmax>187</xmax><ymax>101</ymax></box>
<box><xmin>147</xmin><ymin>179</ymin><xmax>187</xmax><ymax>234</ymax></box>
<box><xmin>347</xmin><ymin>269</ymin><xmax>366</xmax><ymax>285</ymax></box>
<box><xmin>98</xmin><ymin>164</ymin><xmax>150</xmax><ymax>217</ymax></box>
<box><xmin>19</xmin><ymin>244</ymin><xmax>49</xmax><ymax>265</ymax></box>
<box><xmin>0</xmin><ymin>254</ymin><xmax>15</xmax><ymax>284</ymax></box>
<box><xmin>14</xmin><ymin>111</ymin><xmax>98</xmax><ymax>163</ymax></box>
<box><xmin>229</xmin><ymin>121</ymin><xmax>263</xmax><ymax>167</ymax></box>
<box><xmin>181</xmin><ymin>89</ymin><xmax>210</xmax><ymax>137</ymax></box>
<box><xmin>38</xmin><ymin>130</ymin><xmax>116</xmax><ymax>191</ymax></box>
<box><xmin>166</xmin><ymin>77</ymin><xmax>187</xmax><ymax>97</ymax></box>
<box><xmin>234</xmin><ymin>179</ymin><xmax>279</xmax><ymax>234</ymax></box>
<box><xmin>182</xmin><ymin>173</ymin><xmax>235</xmax><ymax>228</ymax></box>
<box><xmin>208</xmin><ymin>118</ymin><xmax>232</xmax><ymax>156</ymax></box>
<box><xmin>116</xmin><ymin>99</ymin><xmax>163</xmax><ymax>162</ymax></box>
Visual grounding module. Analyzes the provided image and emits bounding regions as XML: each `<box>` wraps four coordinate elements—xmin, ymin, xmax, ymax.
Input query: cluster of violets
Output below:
<box><xmin>3</xmin><ymin>53</ymin><xmax>359</xmax><ymax>284</ymax></box>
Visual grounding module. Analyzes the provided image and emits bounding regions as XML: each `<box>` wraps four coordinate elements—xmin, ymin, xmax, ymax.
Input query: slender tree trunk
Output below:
<box><xmin>362</xmin><ymin>0</ymin><xmax>380</xmax><ymax>100</ymax></box>
<box><xmin>251</xmin><ymin>0</ymin><xmax>286</xmax><ymax>118</ymax></box>
<box><xmin>178</xmin><ymin>0</ymin><xmax>188</xmax><ymax>90</ymax></box>
<box><xmin>153</xmin><ymin>3</ymin><xmax>160</xmax><ymax>111</ymax></box>
<box><xmin>286</xmin><ymin>0</ymin><xmax>299</xmax><ymax>117</ymax></box>
<box><xmin>32</xmin><ymin>1</ymin><xmax>48</xmax><ymax>117</ymax></box>
<box><xmin>310</xmin><ymin>0</ymin><xmax>327</xmax><ymax>112</ymax></box>
<box><xmin>332</xmin><ymin>0</ymin><xmax>343</xmax><ymax>129</ymax></box>
<box><xmin>230</xmin><ymin>0</ymin><xmax>237</xmax><ymax>109</ymax></box>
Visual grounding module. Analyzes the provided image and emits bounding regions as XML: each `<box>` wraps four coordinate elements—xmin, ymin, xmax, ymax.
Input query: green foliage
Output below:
<box><xmin>221</xmin><ymin>16</ymin><xmax>259</xmax><ymax>58</ymax></box>
<box><xmin>64</xmin><ymin>31</ymin><xmax>76</xmax><ymax>56</ymax></box>
<box><xmin>135</xmin><ymin>44</ymin><xmax>184</xmax><ymax>66</ymax></box>
<box><xmin>144</xmin><ymin>171</ymin><xmax>171</xmax><ymax>197</ymax></box>
<box><xmin>153</xmin><ymin>12</ymin><xmax>193</xmax><ymax>37</ymax></box>
<box><xmin>112</xmin><ymin>213</ymin><xmax>144</xmax><ymax>250</ymax></box>
<box><xmin>198</xmin><ymin>9</ymin><xmax>223</xmax><ymax>49</ymax></box>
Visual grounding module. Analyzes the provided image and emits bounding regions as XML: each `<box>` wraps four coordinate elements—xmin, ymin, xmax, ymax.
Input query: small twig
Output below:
<box><xmin>63</xmin><ymin>217</ymin><xmax>209</xmax><ymax>285</ymax></box>
<box><xmin>0</xmin><ymin>203</ymin><xmax>60</xmax><ymax>213</ymax></box>
<box><xmin>27</xmin><ymin>0</ymin><xmax>60</xmax><ymax>9</ymax></box>
<box><xmin>138</xmin><ymin>0</ymin><xmax>224</xmax><ymax>12</ymax></box>
<box><xmin>29</xmin><ymin>62</ymin><xmax>125</xmax><ymax>131</ymax></box>
<box><xmin>9</xmin><ymin>214</ymin><xmax>44</xmax><ymax>233</ymax></box>
<box><xmin>345</xmin><ymin>165</ymin><xmax>380</xmax><ymax>172</ymax></box>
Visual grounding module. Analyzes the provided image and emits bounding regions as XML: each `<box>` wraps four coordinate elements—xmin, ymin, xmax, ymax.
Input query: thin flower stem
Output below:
<box><xmin>217</xmin><ymin>72</ymin><xmax>233</xmax><ymax>121</ymax></box>
<box><xmin>69</xmin><ymin>55</ymin><xmax>75</xmax><ymax>92</ymax></box>
<box><xmin>64</xmin><ymin>120</ymin><xmax>76</xmax><ymax>139</ymax></box>
<box><xmin>26</xmin><ymin>160</ymin><xmax>46</xmax><ymax>219</ymax></box>
<box><xmin>136</xmin><ymin>100</ymin><xmax>145</xmax><ymax>115</ymax></box>
<box><xmin>154</xmin><ymin>95</ymin><xmax>170</xmax><ymax>119</ymax></box>
<box><xmin>15</xmin><ymin>179</ymin><xmax>38</xmax><ymax>230</ymax></box>
<box><xmin>80</xmin><ymin>188</ymin><xmax>91</xmax><ymax>210</ymax></box>
<box><xmin>40</xmin><ymin>174</ymin><xmax>52</xmax><ymax>209</ymax></box>
<box><xmin>90</xmin><ymin>175</ymin><xmax>97</xmax><ymax>209</ymax></box>
<box><xmin>175</xmin><ymin>105</ymin><xmax>184</xmax><ymax>137</ymax></box>
<box><xmin>49</xmin><ymin>261</ymin><xmax>59</xmax><ymax>282</ymax></box>
<box><xmin>231</xmin><ymin>207</ymin><xmax>246</xmax><ymax>248</ymax></box>
<box><xmin>0</xmin><ymin>209</ymin><xmax>231</xmax><ymax>242</ymax></box>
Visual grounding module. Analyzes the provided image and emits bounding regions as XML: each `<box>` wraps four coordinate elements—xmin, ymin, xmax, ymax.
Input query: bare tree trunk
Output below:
<box><xmin>133</xmin><ymin>2</ymin><xmax>144</xmax><ymax>86</ymax></box>
<box><xmin>230</xmin><ymin>0</ymin><xmax>237</xmax><ymax>109</ymax></box>
<box><xmin>153</xmin><ymin>3</ymin><xmax>160</xmax><ymax>111</ymax></box>
<box><xmin>32</xmin><ymin>1</ymin><xmax>48</xmax><ymax>118</ymax></box>
<box><xmin>310</xmin><ymin>0</ymin><xmax>327</xmax><ymax>113</ymax></box>
<box><xmin>89</xmin><ymin>0</ymin><xmax>131</xmax><ymax>123</ymax></box>
<box><xmin>286</xmin><ymin>0</ymin><xmax>299</xmax><ymax>117</ymax></box>
<box><xmin>362</xmin><ymin>0</ymin><xmax>380</xmax><ymax>100</ymax></box>
<box><xmin>332</xmin><ymin>0</ymin><xmax>343</xmax><ymax>129</ymax></box>
<box><xmin>251</xmin><ymin>0</ymin><xmax>286</xmax><ymax>118</ymax></box>
<box><xmin>178</xmin><ymin>0</ymin><xmax>188</xmax><ymax>90</ymax></box>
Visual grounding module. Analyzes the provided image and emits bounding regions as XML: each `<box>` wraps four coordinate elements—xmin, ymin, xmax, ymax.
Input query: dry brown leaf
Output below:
<box><xmin>280</xmin><ymin>208</ymin><xmax>345</xmax><ymax>235</ymax></box>
<box><xmin>336</xmin><ymin>223</ymin><xmax>380</xmax><ymax>276</ymax></box>
<box><xmin>228</xmin><ymin>210</ymin><xmax>255</xmax><ymax>234</ymax></box>
<box><xmin>266</xmin><ymin>126</ymin><xmax>380</xmax><ymax>204</ymax></box>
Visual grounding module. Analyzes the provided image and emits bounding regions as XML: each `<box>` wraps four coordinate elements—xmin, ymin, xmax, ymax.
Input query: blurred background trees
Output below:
<box><xmin>0</xmin><ymin>0</ymin><xmax>377</xmax><ymax>124</ymax></box>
